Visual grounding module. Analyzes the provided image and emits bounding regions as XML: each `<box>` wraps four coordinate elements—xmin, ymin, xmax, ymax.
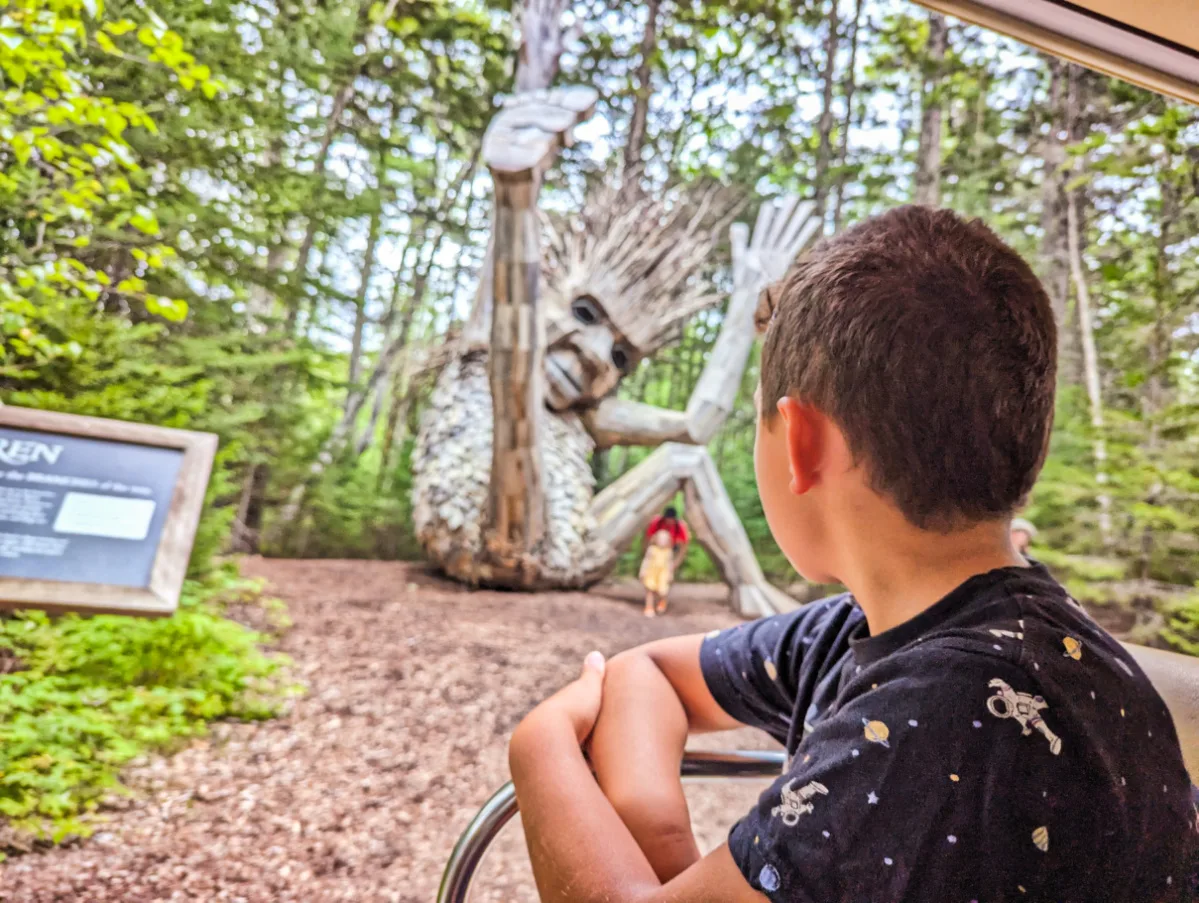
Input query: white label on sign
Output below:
<box><xmin>52</xmin><ymin>492</ymin><xmax>157</xmax><ymax>541</ymax></box>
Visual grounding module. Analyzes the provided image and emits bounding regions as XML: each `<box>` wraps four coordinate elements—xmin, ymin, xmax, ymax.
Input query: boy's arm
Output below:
<box><xmin>509</xmin><ymin>652</ymin><xmax>765</xmax><ymax>903</ymax></box>
<box><xmin>588</xmin><ymin>635</ymin><xmax>743</xmax><ymax>881</ymax></box>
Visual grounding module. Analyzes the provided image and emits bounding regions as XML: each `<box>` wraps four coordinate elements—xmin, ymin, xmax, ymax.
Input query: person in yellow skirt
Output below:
<box><xmin>639</xmin><ymin>529</ymin><xmax>675</xmax><ymax>617</ymax></box>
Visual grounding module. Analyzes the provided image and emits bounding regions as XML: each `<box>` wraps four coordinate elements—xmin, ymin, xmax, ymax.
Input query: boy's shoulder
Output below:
<box><xmin>850</xmin><ymin>563</ymin><xmax>1149</xmax><ymax>702</ymax></box>
<box><xmin>849</xmin><ymin>562</ymin><xmax>1084</xmax><ymax>660</ymax></box>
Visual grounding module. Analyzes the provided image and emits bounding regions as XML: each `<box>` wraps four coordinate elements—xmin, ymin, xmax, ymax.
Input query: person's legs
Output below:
<box><xmin>655</xmin><ymin>591</ymin><xmax>668</xmax><ymax>614</ymax></box>
<box><xmin>590</xmin><ymin>443</ymin><xmax>795</xmax><ymax>617</ymax></box>
<box><xmin>643</xmin><ymin>589</ymin><xmax>657</xmax><ymax>617</ymax></box>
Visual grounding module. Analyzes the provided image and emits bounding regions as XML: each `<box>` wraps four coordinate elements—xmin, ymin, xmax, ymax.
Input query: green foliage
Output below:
<box><xmin>0</xmin><ymin>568</ymin><xmax>293</xmax><ymax>847</ymax></box>
<box><xmin>4</xmin><ymin>0</ymin><xmax>1197</xmax><ymax>642</ymax></box>
<box><xmin>1161</xmin><ymin>591</ymin><xmax>1199</xmax><ymax>657</ymax></box>
<box><xmin>0</xmin><ymin>0</ymin><xmax>222</xmax><ymax>378</ymax></box>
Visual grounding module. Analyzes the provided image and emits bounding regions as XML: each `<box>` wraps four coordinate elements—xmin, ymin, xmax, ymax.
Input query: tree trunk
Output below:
<box><xmin>230</xmin><ymin>462</ymin><xmax>270</xmax><ymax>554</ymax></box>
<box><xmin>515</xmin><ymin>0</ymin><xmax>572</xmax><ymax>91</ymax></box>
<box><xmin>270</xmin><ymin>335</ymin><xmax>408</xmax><ymax>539</ymax></box>
<box><xmin>354</xmin><ymin>376</ymin><xmax>388</xmax><ymax>457</ymax></box>
<box><xmin>378</xmin><ymin>370</ymin><xmax>412</xmax><ymax>490</ymax></box>
<box><xmin>913</xmin><ymin>13</ymin><xmax>948</xmax><ymax>207</ymax></box>
<box><xmin>348</xmin><ymin>204</ymin><xmax>383</xmax><ymax>390</ymax></box>
<box><xmin>282</xmin><ymin>0</ymin><xmax>402</xmax><ymax>335</ymax></box>
<box><xmin>285</xmin><ymin>82</ymin><xmax>355</xmax><ymax>335</ymax></box>
<box><xmin>1065</xmin><ymin>181</ymin><xmax>1113</xmax><ymax>547</ymax></box>
<box><xmin>279</xmin><ymin>143</ymin><xmax>478</xmax><ymax>512</ymax></box>
<box><xmin>813</xmin><ymin>0</ymin><xmax>841</xmax><ymax>215</ymax></box>
<box><xmin>377</xmin><ymin>284</ymin><xmax>425</xmax><ymax>486</ymax></box>
<box><xmin>1137</xmin><ymin>174</ymin><xmax>1177</xmax><ymax>580</ymax></box>
<box><xmin>250</xmin><ymin>141</ymin><xmax>287</xmax><ymax>322</ymax></box>
<box><xmin>1039</xmin><ymin>57</ymin><xmax>1083</xmax><ymax>386</ymax></box>
<box><xmin>832</xmin><ymin>0</ymin><xmax>863</xmax><ymax>232</ymax></box>
<box><xmin>623</xmin><ymin>0</ymin><xmax>661</xmax><ymax>170</ymax></box>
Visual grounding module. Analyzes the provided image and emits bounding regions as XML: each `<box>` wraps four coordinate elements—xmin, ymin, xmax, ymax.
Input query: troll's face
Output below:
<box><xmin>543</xmin><ymin>294</ymin><xmax>635</xmax><ymax>411</ymax></box>
<box><xmin>538</xmin><ymin>179</ymin><xmax>735</xmax><ymax>412</ymax></box>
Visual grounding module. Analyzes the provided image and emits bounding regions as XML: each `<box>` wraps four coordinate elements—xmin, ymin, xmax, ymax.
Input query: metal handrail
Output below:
<box><xmin>436</xmin><ymin>749</ymin><xmax>785</xmax><ymax>903</ymax></box>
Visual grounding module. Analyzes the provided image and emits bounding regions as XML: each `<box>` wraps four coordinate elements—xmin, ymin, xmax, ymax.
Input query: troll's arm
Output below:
<box><xmin>581</xmin><ymin>199</ymin><xmax>820</xmax><ymax>449</ymax></box>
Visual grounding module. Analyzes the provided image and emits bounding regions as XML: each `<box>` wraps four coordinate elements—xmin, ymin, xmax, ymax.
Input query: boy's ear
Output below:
<box><xmin>777</xmin><ymin>397</ymin><xmax>824</xmax><ymax>496</ymax></box>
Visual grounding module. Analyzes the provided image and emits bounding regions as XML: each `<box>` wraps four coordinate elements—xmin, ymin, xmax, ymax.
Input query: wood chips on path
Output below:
<box><xmin>1</xmin><ymin>559</ymin><xmax>778</xmax><ymax>902</ymax></box>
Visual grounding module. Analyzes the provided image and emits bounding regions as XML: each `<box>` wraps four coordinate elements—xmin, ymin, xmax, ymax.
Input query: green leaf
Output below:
<box><xmin>4</xmin><ymin>63</ymin><xmax>27</xmax><ymax>87</ymax></box>
<box><xmin>128</xmin><ymin>206</ymin><xmax>159</xmax><ymax>235</ymax></box>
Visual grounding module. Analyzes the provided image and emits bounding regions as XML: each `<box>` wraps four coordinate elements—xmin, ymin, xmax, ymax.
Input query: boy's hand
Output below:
<box><xmin>518</xmin><ymin>651</ymin><xmax>607</xmax><ymax>746</ymax></box>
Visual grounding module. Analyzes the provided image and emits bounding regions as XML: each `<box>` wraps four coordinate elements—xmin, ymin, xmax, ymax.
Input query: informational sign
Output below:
<box><xmin>0</xmin><ymin>407</ymin><xmax>217</xmax><ymax>616</ymax></box>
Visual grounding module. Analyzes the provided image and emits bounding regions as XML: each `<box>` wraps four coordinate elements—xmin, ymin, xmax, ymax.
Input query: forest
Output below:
<box><xmin>2</xmin><ymin>0</ymin><xmax>1199</xmax><ymax>858</ymax></box>
<box><xmin>3</xmin><ymin>0</ymin><xmax>1198</xmax><ymax>606</ymax></box>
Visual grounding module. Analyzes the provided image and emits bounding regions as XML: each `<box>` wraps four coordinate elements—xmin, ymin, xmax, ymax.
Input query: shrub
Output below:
<box><xmin>0</xmin><ymin>566</ymin><xmax>294</xmax><ymax>848</ymax></box>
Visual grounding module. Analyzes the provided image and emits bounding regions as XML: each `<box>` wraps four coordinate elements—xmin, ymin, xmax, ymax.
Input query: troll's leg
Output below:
<box><xmin>589</xmin><ymin>443</ymin><xmax>795</xmax><ymax>618</ymax></box>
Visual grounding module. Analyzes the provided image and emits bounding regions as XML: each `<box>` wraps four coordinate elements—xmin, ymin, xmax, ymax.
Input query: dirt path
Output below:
<box><xmin>1</xmin><ymin>560</ymin><xmax>777</xmax><ymax>902</ymax></box>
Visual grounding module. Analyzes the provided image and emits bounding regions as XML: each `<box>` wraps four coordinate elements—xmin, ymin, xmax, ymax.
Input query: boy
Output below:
<box><xmin>508</xmin><ymin>207</ymin><xmax>1196</xmax><ymax>902</ymax></box>
<box><xmin>640</xmin><ymin>528</ymin><xmax>675</xmax><ymax>617</ymax></box>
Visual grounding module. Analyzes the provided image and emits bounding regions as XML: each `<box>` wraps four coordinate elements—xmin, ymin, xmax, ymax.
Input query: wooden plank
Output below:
<box><xmin>0</xmin><ymin>406</ymin><xmax>200</xmax><ymax>449</ymax></box>
<box><xmin>486</xmin><ymin>176</ymin><xmax>548</xmax><ymax>567</ymax></box>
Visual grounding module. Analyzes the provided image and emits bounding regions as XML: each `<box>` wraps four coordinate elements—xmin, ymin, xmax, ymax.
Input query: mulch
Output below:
<box><xmin>0</xmin><ymin>559</ymin><xmax>777</xmax><ymax>902</ymax></box>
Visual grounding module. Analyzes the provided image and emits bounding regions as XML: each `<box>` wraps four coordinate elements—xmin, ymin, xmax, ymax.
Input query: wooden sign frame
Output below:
<box><xmin>0</xmin><ymin>406</ymin><xmax>218</xmax><ymax>617</ymax></box>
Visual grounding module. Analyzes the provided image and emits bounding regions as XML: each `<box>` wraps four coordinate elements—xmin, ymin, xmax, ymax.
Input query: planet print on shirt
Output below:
<box><xmin>863</xmin><ymin>718</ymin><xmax>891</xmax><ymax>748</ymax></box>
<box><xmin>1063</xmin><ymin>636</ymin><xmax>1083</xmax><ymax>661</ymax></box>
<box><xmin>764</xmin><ymin>659</ymin><xmax>778</xmax><ymax>681</ymax></box>
<box><xmin>1032</xmin><ymin>825</ymin><xmax>1049</xmax><ymax>852</ymax></box>
<box><xmin>759</xmin><ymin>864</ymin><xmax>781</xmax><ymax>892</ymax></box>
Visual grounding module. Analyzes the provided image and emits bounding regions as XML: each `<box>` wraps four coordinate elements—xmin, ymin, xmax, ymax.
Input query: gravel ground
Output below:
<box><xmin>1</xmin><ymin>559</ymin><xmax>779</xmax><ymax>903</ymax></box>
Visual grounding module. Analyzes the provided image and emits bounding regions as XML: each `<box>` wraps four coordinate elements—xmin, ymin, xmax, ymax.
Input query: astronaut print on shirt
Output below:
<box><xmin>698</xmin><ymin>563</ymin><xmax>1197</xmax><ymax>902</ymax></box>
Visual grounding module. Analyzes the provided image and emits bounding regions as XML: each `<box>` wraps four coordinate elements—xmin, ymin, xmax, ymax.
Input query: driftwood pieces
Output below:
<box><xmin>485</xmin><ymin>180</ymin><xmax>546</xmax><ymax>578</ymax></box>
<box><xmin>482</xmin><ymin>88</ymin><xmax>598</xmax><ymax>179</ymax></box>
<box><xmin>542</xmin><ymin>179</ymin><xmax>741</xmax><ymax>358</ymax></box>
<box><xmin>412</xmin><ymin>190</ymin><xmax>817</xmax><ymax>613</ymax></box>
<box><xmin>482</xmin><ymin>88</ymin><xmax>597</xmax><ymax>581</ymax></box>
<box><xmin>412</xmin><ymin>354</ymin><xmax>607</xmax><ymax>589</ymax></box>
<box><xmin>589</xmin><ymin>442</ymin><xmax>796</xmax><ymax>618</ymax></box>
<box><xmin>582</xmin><ymin>198</ymin><xmax>820</xmax><ymax>450</ymax></box>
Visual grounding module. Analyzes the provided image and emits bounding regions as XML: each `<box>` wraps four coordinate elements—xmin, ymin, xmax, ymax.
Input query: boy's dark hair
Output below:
<box><xmin>760</xmin><ymin>205</ymin><xmax>1057</xmax><ymax>530</ymax></box>
<box><xmin>663</xmin><ymin>506</ymin><xmax>678</xmax><ymax>519</ymax></box>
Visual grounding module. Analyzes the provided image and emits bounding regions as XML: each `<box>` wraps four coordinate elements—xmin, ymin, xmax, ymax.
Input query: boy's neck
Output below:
<box><xmin>833</xmin><ymin>514</ymin><xmax>1025</xmax><ymax>637</ymax></box>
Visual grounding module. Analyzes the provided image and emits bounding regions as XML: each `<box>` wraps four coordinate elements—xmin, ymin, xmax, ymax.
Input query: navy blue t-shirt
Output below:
<box><xmin>700</xmin><ymin>563</ymin><xmax>1198</xmax><ymax>902</ymax></box>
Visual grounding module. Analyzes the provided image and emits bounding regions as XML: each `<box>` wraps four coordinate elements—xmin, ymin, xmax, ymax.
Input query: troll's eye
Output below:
<box><xmin>611</xmin><ymin>344</ymin><xmax>630</xmax><ymax>372</ymax></box>
<box><xmin>571</xmin><ymin>296</ymin><xmax>600</xmax><ymax>325</ymax></box>
<box><xmin>613</xmin><ymin>345</ymin><xmax>633</xmax><ymax>374</ymax></box>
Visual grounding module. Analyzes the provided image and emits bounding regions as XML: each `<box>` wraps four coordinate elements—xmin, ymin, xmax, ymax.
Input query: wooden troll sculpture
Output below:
<box><xmin>411</xmin><ymin>88</ymin><xmax>818</xmax><ymax>616</ymax></box>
